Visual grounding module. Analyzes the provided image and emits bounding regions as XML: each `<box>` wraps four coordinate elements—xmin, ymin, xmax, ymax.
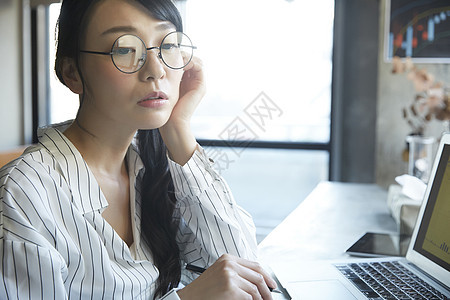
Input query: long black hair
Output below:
<box><xmin>54</xmin><ymin>0</ymin><xmax>183</xmax><ymax>298</ymax></box>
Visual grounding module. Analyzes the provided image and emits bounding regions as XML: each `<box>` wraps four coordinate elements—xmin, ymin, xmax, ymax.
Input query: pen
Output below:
<box><xmin>185</xmin><ymin>263</ymin><xmax>283</xmax><ymax>294</ymax></box>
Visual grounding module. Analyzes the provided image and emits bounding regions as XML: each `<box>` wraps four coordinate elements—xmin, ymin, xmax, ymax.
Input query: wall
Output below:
<box><xmin>375</xmin><ymin>0</ymin><xmax>450</xmax><ymax>188</ymax></box>
<box><xmin>0</xmin><ymin>0</ymin><xmax>24</xmax><ymax>150</ymax></box>
<box><xmin>331</xmin><ymin>0</ymin><xmax>379</xmax><ymax>183</ymax></box>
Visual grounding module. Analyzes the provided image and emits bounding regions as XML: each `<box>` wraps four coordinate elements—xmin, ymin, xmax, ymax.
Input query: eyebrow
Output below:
<box><xmin>101</xmin><ymin>22</ymin><xmax>176</xmax><ymax>36</ymax></box>
<box><xmin>101</xmin><ymin>26</ymin><xmax>137</xmax><ymax>35</ymax></box>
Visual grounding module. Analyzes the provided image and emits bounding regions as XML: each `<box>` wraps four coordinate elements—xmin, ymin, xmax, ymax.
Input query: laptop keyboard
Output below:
<box><xmin>335</xmin><ymin>261</ymin><xmax>449</xmax><ymax>299</ymax></box>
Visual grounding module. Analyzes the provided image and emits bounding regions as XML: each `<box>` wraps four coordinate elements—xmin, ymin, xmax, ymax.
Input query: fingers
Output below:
<box><xmin>216</xmin><ymin>254</ymin><xmax>277</xmax><ymax>299</ymax></box>
<box><xmin>183</xmin><ymin>56</ymin><xmax>203</xmax><ymax>72</ymax></box>
<box><xmin>178</xmin><ymin>56</ymin><xmax>206</xmax><ymax>107</ymax></box>
<box><xmin>180</xmin><ymin>56</ymin><xmax>204</xmax><ymax>87</ymax></box>
<box><xmin>218</xmin><ymin>254</ymin><xmax>278</xmax><ymax>290</ymax></box>
<box><xmin>235</xmin><ymin>276</ymin><xmax>264</xmax><ymax>300</ymax></box>
<box><xmin>182</xmin><ymin>56</ymin><xmax>204</xmax><ymax>83</ymax></box>
<box><xmin>233</xmin><ymin>262</ymin><xmax>272</xmax><ymax>299</ymax></box>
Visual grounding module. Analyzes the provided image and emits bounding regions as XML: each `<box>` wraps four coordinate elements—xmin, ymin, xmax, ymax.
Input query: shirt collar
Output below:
<box><xmin>37</xmin><ymin>121</ymin><xmax>108</xmax><ymax>214</ymax></box>
<box><xmin>37</xmin><ymin>121</ymin><xmax>145</xmax><ymax>216</ymax></box>
<box><xmin>127</xmin><ymin>141</ymin><xmax>145</xmax><ymax>177</ymax></box>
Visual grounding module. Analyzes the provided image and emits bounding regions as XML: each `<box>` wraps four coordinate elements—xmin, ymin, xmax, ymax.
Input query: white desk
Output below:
<box><xmin>258</xmin><ymin>182</ymin><xmax>397</xmax><ymax>299</ymax></box>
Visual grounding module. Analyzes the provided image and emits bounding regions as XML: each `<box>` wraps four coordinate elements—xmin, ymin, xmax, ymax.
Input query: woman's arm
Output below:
<box><xmin>0</xmin><ymin>160</ymin><xmax>69</xmax><ymax>299</ymax></box>
<box><xmin>168</xmin><ymin>146</ymin><xmax>258</xmax><ymax>263</ymax></box>
<box><xmin>162</xmin><ymin>56</ymin><xmax>276</xmax><ymax>299</ymax></box>
<box><xmin>0</xmin><ymin>240</ymin><xmax>68</xmax><ymax>299</ymax></box>
<box><xmin>159</xmin><ymin>57</ymin><xmax>205</xmax><ymax>166</ymax></box>
<box><xmin>161</xmin><ymin>55</ymin><xmax>257</xmax><ymax>263</ymax></box>
<box><xmin>167</xmin><ymin>148</ymin><xmax>277</xmax><ymax>299</ymax></box>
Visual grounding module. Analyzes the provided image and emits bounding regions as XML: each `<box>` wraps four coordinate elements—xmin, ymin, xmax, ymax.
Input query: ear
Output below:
<box><xmin>61</xmin><ymin>58</ymin><xmax>83</xmax><ymax>94</ymax></box>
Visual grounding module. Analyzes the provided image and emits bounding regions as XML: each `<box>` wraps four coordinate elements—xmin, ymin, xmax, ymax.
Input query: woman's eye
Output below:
<box><xmin>114</xmin><ymin>48</ymin><xmax>135</xmax><ymax>55</ymax></box>
<box><xmin>161</xmin><ymin>43</ymin><xmax>179</xmax><ymax>51</ymax></box>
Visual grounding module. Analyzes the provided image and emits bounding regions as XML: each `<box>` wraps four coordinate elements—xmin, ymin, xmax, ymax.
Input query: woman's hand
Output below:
<box><xmin>175</xmin><ymin>56</ymin><xmax>206</xmax><ymax>125</ymax></box>
<box><xmin>159</xmin><ymin>57</ymin><xmax>206</xmax><ymax>165</ymax></box>
<box><xmin>177</xmin><ymin>254</ymin><xmax>278</xmax><ymax>300</ymax></box>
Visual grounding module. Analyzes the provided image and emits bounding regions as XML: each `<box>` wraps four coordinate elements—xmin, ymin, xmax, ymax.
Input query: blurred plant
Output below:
<box><xmin>392</xmin><ymin>56</ymin><xmax>450</xmax><ymax>136</ymax></box>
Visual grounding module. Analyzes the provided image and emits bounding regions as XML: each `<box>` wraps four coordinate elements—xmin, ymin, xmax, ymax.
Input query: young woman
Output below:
<box><xmin>0</xmin><ymin>0</ymin><xmax>277</xmax><ymax>299</ymax></box>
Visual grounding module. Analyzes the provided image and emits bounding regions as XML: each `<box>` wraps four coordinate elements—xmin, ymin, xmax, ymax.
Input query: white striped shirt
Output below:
<box><xmin>0</xmin><ymin>121</ymin><xmax>257</xmax><ymax>299</ymax></box>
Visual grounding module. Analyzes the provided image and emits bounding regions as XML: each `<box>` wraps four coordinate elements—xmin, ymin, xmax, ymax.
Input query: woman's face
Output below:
<box><xmin>78</xmin><ymin>0</ymin><xmax>184</xmax><ymax>132</ymax></box>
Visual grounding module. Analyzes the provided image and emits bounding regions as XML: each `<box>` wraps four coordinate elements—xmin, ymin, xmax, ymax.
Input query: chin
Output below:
<box><xmin>139</xmin><ymin>115</ymin><xmax>171</xmax><ymax>131</ymax></box>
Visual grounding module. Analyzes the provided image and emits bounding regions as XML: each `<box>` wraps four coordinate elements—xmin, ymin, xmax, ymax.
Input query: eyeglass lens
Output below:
<box><xmin>111</xmin><ymin>32</ymin><xmax>194</xmax><ymax>73</ymax></box>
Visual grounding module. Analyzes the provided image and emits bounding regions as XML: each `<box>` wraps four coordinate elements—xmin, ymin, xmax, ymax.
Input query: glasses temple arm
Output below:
<box><xmin>79</xmin><ymin>50</ymin><xmax>111</xmax><ymax>55</ymax></box>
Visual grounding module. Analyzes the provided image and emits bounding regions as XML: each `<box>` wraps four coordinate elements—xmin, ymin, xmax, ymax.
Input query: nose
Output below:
<box><xmin>139</xmin><ymin>48</ymin><xmax>165</xmax><ymax>81</ymax></box>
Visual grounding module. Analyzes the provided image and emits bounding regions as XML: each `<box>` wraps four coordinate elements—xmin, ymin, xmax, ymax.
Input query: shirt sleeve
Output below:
<box><xmin>0</xmin><ymin>165</ymin><xmax>68</xmax><ymax>299</ymax></box>
<box><xmin>167</xmin><ymin>145</ymin><xmax>258</xmax><ymax>278</ymax></box>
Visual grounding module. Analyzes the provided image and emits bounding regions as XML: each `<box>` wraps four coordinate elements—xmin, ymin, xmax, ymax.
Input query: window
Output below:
<box><xmin>48</xmin><ymin>0</ymin><xmax>334</xmax><ymax>144</ymax></box>
<box><xmin>47</xmin><ymin>0</ymin><xmax>334</xmax><ymax>241</ymax></box>
<box><xmin>181</xmin><ymin>0</ymin><xmax>334</xmax><ymax>144</ymax></box>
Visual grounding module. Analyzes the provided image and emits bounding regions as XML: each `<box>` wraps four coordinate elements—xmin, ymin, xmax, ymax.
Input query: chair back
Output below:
<box><xmin>0</xmin><ymin>146</ymin><xmax>27</xmax><ymax>168</ymax></box>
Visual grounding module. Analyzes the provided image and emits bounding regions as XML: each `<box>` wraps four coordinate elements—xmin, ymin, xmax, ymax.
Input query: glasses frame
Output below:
<box><xmin>80</xmin><ymin>31</ymin><xmax>196</xmax><ymax>74</ymax></box>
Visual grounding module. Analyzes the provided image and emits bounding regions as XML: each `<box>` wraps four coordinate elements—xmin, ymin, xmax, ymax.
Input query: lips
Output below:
<box><xmin>139</xmin><ymin>91</ymin><xmax>168</xmax><ymax>103</ymax></box>
<box><xmin>137</xmin><ymin>91</ymin><xmax>169</xmax><ymax>108</ymax></box>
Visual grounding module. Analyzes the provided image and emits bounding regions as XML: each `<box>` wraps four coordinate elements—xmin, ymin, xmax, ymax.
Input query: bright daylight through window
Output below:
<box><xmin>47</xmin><ymin>0</ymin><xmax>334</xmax><ymax>243</ymax></box>
<box><xmin>48</xmin><ymin>0</ymin><xmax>334</xmax><ymax>144</ymax></box>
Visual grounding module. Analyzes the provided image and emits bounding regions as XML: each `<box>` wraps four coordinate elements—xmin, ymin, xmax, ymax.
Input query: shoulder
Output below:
<box><xmin>0</xmin><ymin>144</ymin><xmax>73</xmax><ymax>240</ymax></box>
<box><xmin>0</xmin><ymin>121</ymin><xmax>80</xmax><ymax>192</ymax></box>
<box><xmin>0</xmin><ymin>144</ymin><xmax>66</xmax><ymax>204</ymax></box>
<box><xmin>1</xmin><ymin>143</ymin><xmax>59</xmax><ymax>175</ymax></box>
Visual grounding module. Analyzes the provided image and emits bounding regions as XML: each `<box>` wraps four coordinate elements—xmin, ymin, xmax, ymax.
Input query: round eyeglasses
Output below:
<box><xmin>80</xmin><ymin>31</ymin><xmax>196</xmax><ymax>74</ymax></box>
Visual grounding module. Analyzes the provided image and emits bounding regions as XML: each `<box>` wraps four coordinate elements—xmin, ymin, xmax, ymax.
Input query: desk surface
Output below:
<box><xmin>258</xmin><ymin>182</ymin><xmax>396</xmax><ymax>298</ymax></box>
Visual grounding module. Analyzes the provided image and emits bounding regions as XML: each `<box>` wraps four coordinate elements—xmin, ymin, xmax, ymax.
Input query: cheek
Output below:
<box><xmin>82</xmin><ymin>58</ymin><xmax>132</xmax><ymax>97</ymax></box>
<box><xmin>104</xmin><ymin>71</ymin><xmax>132</xmax><ymax>91</ymax></box>
<box><xmin>167</xmin><ymin>70</ymin><xmax>183</xmax><ymax>97</ymax></box>
<box><xmin>92</xmin><ymin>59</ymin><xmax>127</xmax><ymax>86</ymax></box>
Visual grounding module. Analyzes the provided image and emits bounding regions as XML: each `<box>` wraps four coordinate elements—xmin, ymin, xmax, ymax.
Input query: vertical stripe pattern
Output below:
<box><xmin>0</xmin><ymin>121</ymin><xmax>257</xmax><ymax>299</ymax></box>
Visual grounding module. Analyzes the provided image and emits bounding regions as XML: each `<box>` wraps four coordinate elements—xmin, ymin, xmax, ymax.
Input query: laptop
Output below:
<box><xmin>271</xmin><ymin>134</ymin><xmax>450</xmax><ymax>300</ymax></box>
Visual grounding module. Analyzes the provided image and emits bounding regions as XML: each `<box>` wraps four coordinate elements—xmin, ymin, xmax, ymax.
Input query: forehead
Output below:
<box><xmin>85</xmin><ymin>0</ymin><xmax>175</xmax><ymax>38</ymax></box>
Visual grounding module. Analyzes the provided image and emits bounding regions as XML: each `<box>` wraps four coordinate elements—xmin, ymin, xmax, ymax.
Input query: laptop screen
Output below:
<box><xmin>414</xmin><ymin>143</ymin><xmax>450</xmax><ymax>272</ymax></box>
